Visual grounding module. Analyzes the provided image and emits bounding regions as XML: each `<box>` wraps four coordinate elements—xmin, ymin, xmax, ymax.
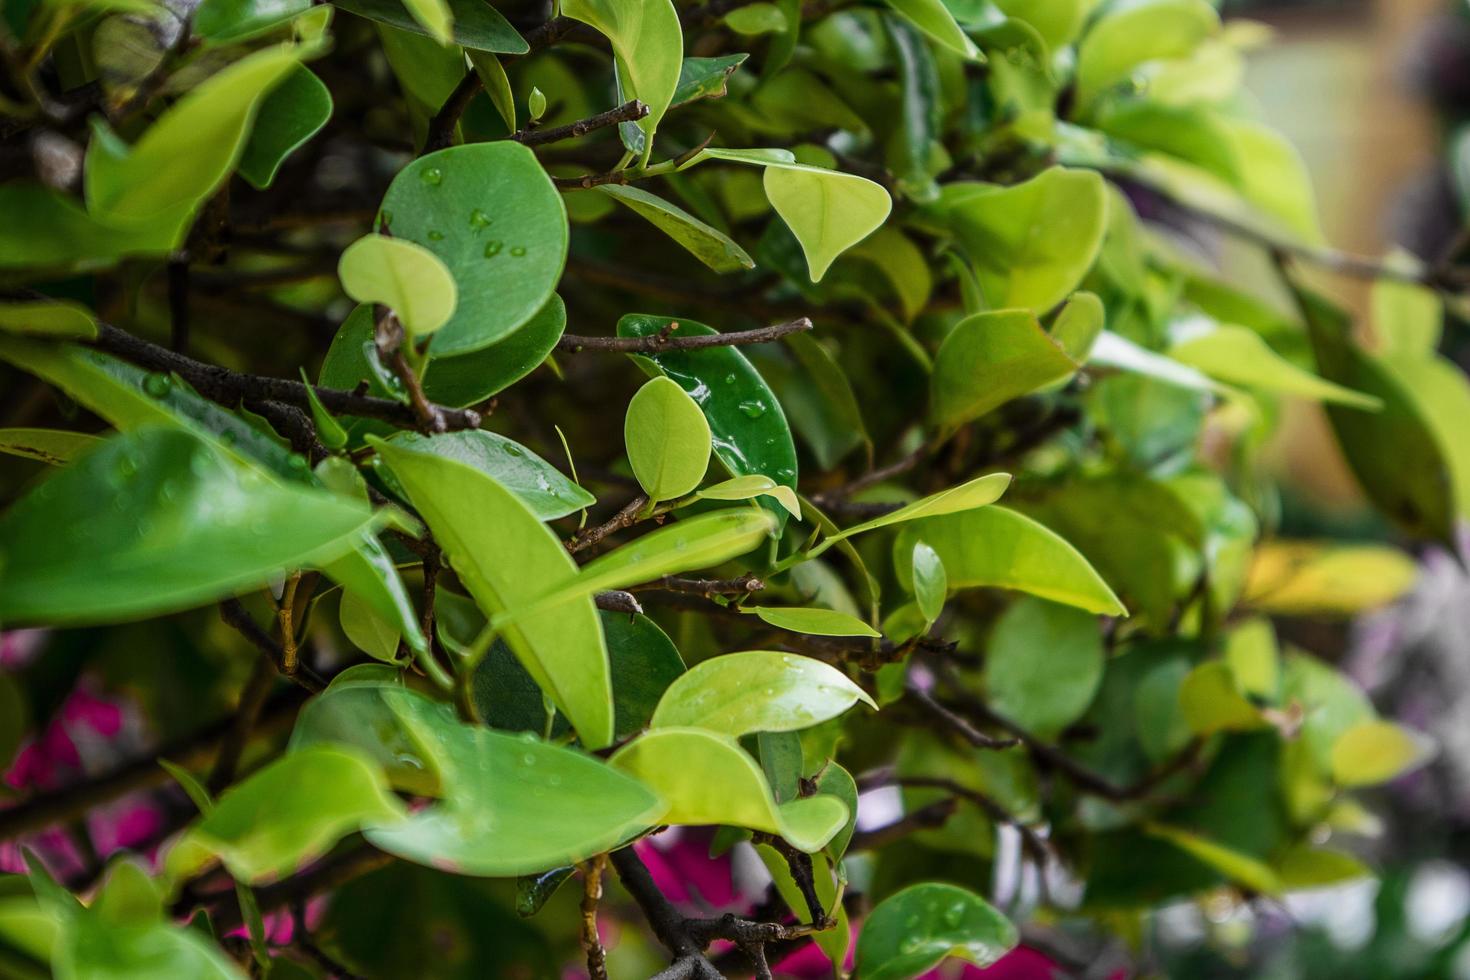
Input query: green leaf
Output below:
<box><xmin>1178</xmin><ymin>662</ymin><xmax>1266</xmax><ymax>736</ymax></box>
<box><xmin>85</xmin><ymin>42</ymin><xmax>305</xmax><ymax>226</ymax></box>
<box><xmin>290</xmin><ymin>681</ymin><xmax>443</xmax><ymax>797</ymax></box>
<box><xmin>993</xmin><ymin>0</ymin><xmax>1087</xmax><ymax>51</ymax></box>
<box><xmin>894</xmin><ymin>506</ymin><xmax>1127</xmax><ymax>616</ymax></box>
<box><xmin>619</xmin><ymin>315</ymin><xmax>798</xmax><ymax>519</ymax></box>
<box><xmin>561</xmin><ymin>0</ymin><xmax>682</xmax><ymax>155</ymax></box>
<box><xmin>1090</xmin><ymin>330</ymin><xmax>1220</xmax><ymax>392</ymax></box>
<box><xmin>1372</xmin><ymin>258</ymin><xmax>1442</xmax><ymax>357</ymax></box>
<box><xmin>0</xmin><ymin>428</ymin><xmax>376</xmax><ymax>626</ymax></box>
<box><xmin>1379</xmin><ymin>352</ymin><xmax>1470</xmax><ymax>524</ymax></box>
<box><xmin>527</xmin><ymin>86</ymin><xmax>547</xmax><ymax>120</ymax></box>
<box><xmin>378</xmin><ymin>143</ymin><xmax>568</xmax><ymax>356</ymax></box>
<box><xmin>370</xmin><ymin>436</ymin><xmax>615</xmax><ymax>748</ymax></box>
<box><xmin>930</xmin><ymin>168</ymin><xmax>1107</xmax><ymax>312</ymax></box>
<box><xmin>0</xmin><ymin>427</ymin><xmax>100</xmax><ymax>465</ymax></box>
<box><xmin>321</xmin><ymin>531</ymin><xmax>429</xmax><ymax>655</ymax></box>
<box><xmin>672</xmin><ymin>54</ymin><xmax>747</xmax><ymax>107</ymax></box>
<box><xmin>931</xmin><ymin>309</ymin><xmax>1079</xmax><ymax>429</ymax></box>
<box><xmin>195</xmin><ymin>0</ymin><xmax>312</xmax><ymax>43</ymax></box>
<box><xmin>299</xmin><ymin>368</ymin><xmax>349</xmax><ymax>449</ymax></box>
<box><xmin>350</xmin><ymin>687</ymin><xmax>664</xmax><ymax>875</ymax></box>
<box><xmin>0</xmin><ymin>182</ymin><xmax>184</xmax><ymax>269</ymax></box>
<box><xmin>1169</xmin><ymin>323</ymin><xmax>1379</xmax><ymax>408</ymax></box>
<box><xmin>239</xmin><ymin>66</ymin><xmax>333</xmax><ymax>190</ymax></box>
<box><xmin>605</xmin><ymin>611</ymin><xmax>687</xmax><ymax>739</ymax></box>
<box><xmin>748</xmin><ymin>606</ymin><xmax>880</xmax><ymax>637</ymax></box>
<box><xmin>695</xmin><ymin>475</ymin><xmax>801</xmax><ymax>519</ymax></box>
<box><xmin>173</xmin><ymin>745</ymin><xmax>405</xmax><ymax>883</ymax></box>
<box><xmin>756</xmin><ymin>843</ymin><xmax>849</xmax><ymax>965</ymax></box>
<box><xmin>1051</xmin><ymin>291</ymin><xmax>1104</xmax><ymax>362</ymax></box>
<box><xmin>611</xmin><ymin>727</ymin><xmax>850</xmax><ymax>851</ymax></box>
<box><xmin>814</xmin><ymin>472</ymin><xmax>1012</xmax><ymax>554</ymax></box>
<box><xmin>382</xmin><ymin>430</ymin><xmax>594</xmax><ymax>521</ymax></box>
<box><xmin>985</xmin><ymin>597</ymin><xmax>1104</xmax><ymax>739</ymax></box>
<box><xmin>338</xmin><ymin>233</ymin><xmax>458</xmax><ymax>338</ymax></box>
<box><xmin>596</xmin><ymin>184</ymin><xmax>755</xmax><ymax>273</ymax></box>
<box><xmin>856</xmin><ymin>883</ymin><xmax>1018</xmax><ymax>980</ymax></box>
<box><xmin>334</xmin><ymin>0</ymin><xmax>528</xmax><ymax>52</ymax></box>
<box><xmin>467</xmin><ymin>50</ymin><xmax>516</xmax><ymax>130</ymax></box>
<box><xmin>910</xmin><ymin>540</ymin><xmax>946</xmax><ymax>623</ymax></box>
<box><xmin>882</xmin><ymin>0</ymin><xmax>981</xmax><ymax>60</ymax></box>
<box><xmin>402</xmin><ymin>0</ymin><xmax>453</xmax><ymax>44</ymax></box>
<box><xmin>724</xmin><ymin>3</ymin><xmax>786</xmax><ymax>33</ymax></box>
<box><xmin>0</xmin><ymin>299</ymin><xmax>97</xmax><ymax>339</ymax></box>
<box><xmin>339</xmin><ymin>588</ymin><xmax>403</xmax><ymax>662</ymax></box>
<box><xmin>1144</xmin><ymin>823</ymin><xmax>1280</xmax><ymax>895</ymax></box>
<box><xmin>762</xmin><ymin>163</ymin><xmax>892</xmax><ymax>282</ymax></box>
<box><xmin>1329</xmin><ymin>720</ymin><xmax>1433</xmax><ymax>787</ymax></box>
<box><xmin>625</xmin><ymin>376</ymin><xmax>713</xmax><ymax>503</ymax></box>
<box><xmin>650</xmin><ymin>650</ymin><xmax>875</xmax><ymax>734</ymax></box>
<box><xmin>1075</xmin><ymin>0</ymin><xmax>1218</xmax><ymax>112</ymax></box>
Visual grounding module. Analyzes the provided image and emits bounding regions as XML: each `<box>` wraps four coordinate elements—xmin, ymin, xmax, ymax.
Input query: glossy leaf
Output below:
<box><xmin>931</xmin><ymin>309</ymin><xmax>1079</xmax><ymax>429</ymax></box>
<box><xmin>173</xmin><ymin>746</ymin><xmax>405</xmax><ymax>883</ymax></box>
<box><xmin>856</xmin><ymin>883</ymin><xmax>1018</xmax><ymax>980</ymax></box>
<box><xmin>239</xmin><ymin>66</ymin><xmax>333</xmax><ymax>189</ymax></box>
<box><xmin>931</xmin><ymin>168</ymin><xmax>1107</xmax><ymax>313</ymax></box>
<box><xmin>985</xmin><ymin>597</ymin><xmax>1104</xmax><ymax>738</ymax></box>
<box><xmin>370</xmin><ymin>437</ymin><xmax>615</xmax><ymax>748</ymax></box>
<box><xmin>561</xmin><ymin>0</ymin><xmax>682</xmax><ymax>154</ymax></box>
<box><xmin>378</xmin><ymin>143</ymin><xmax>568</xmax><ymax>355</ymax></box>
<box><xmin>338</xmin><ymin>234</ymin><xmax>457</xmax><ymax>338</ymax></box>
<box><xmin>401</xmin><ymin>0</ymin><xmax>453</xmax><ymax>43</ymax></box>
<box><xmin>894</xmin><ymin>506</ymin><xmax>1127</xmax><ymax>616</ymax></box>
<box><xmin>910</xmin><ymin>540</ymin><xmax>947</xmax><ymax>623</ymax></box>
<box><xmin>0</xmin><ymin>427</ymin><xmax>100</xmax><ymax>465</ymax></box>
<box><xmin>339</xmin><ymin>589</ymin><xmax>402</xmax><ymax>662</ymax></box>
<box><xmin>1090</xmin><ymin>330</ymin><xmax>1220</xmax><ymax>392</ymax></box>
<box><xmin>625</xmin><ymin>376</ymin><xmax>713</xmax><ymax>503</ymax></box>
<box><xmin>762</xmin><ymin>163</ymin><xmax>893</xmax><ymax>282</ymax></box>
<box><xmin>650</xmin><ymin>650</ymin><xmax>875</xmax><ymax>734</ymax></box>
<box><xmin>334</xmin><ymin>0</ymin><xmax>528</xmax><ymax>52</ymax></box>
<box><xmin>748</xmin><ymin>605</ymin><xmax>881</xmax><ymax>637</ymax></box>
<box><xmin>0</xmin><ymin>428</ymin><xmax>375</xmax><ymax>625</ymax></box>
<box><xmin>814</xmin><ymin>472</ymin><xmax>1012</xmax><ymax>554</ymax></box>
<box><xmin>597</xmin><ymin>185</ymin><xmax>754</xmax><ymax>273</ymax></box>
<box><xmin>1075</xmin><ymin>0</ymin><xmax>1219</xmax><ymax>111</ymax></box>
<box><xmin>695</xmin><ymin>475</ymin><xmax>801</xmax><ymax>519</ymax></box>
<box><xmin>611</xmin><ymin>727</ymin><xmax>850</xmax><ymax>851</ymax></box>
<box><xmin>672</xmin><ymin>54</ymin><xmax>747</xmax><ymax>107</ymax></box>
<box><xmin>0</xmin><ymin>299</ymin><xmax>97</xmax><ymax>339</ymax></box>
<box><xmin>382</xmin><ymin>430</ymin><xmax>594</xmax><ymax>521</ymax></box>
<box><xmin>882</xmin><ymin>0</ymin><xmax>981</xmax><ymax>60</ymax></box>
<box><xmin>195</xmin><ymin>0</ymin><xmax>312</xmax><ymax>43</ymax></box>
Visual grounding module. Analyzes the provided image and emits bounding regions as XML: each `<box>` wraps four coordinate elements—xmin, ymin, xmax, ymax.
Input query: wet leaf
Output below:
<box><xmin>856</xmin><ymin>883</ymin><xmax>1018</xmax><ymax>980</ymax></box>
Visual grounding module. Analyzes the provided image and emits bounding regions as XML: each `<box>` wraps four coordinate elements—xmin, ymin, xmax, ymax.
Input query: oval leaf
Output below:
<box><xmin>650</xmin><ymin>650</ymin><xmax>875</xmax><ymax>734</ymax></box>
<box><xmin>625</xmin><ymin>376</ymin><xmax>712</xmax><ymax>503</ymax></box>
<box><xmin>748</xmin><ymin>606</ymin><xmax>881</xmax><ymax>637</ymax></box>
<box><xmin>856</xmin><ymin>883</ymin><xmax>1019</xmax><ymax>980</ymax></box>
<box><xmin>339</xmin><ymin>234</ymin><xmax>457</xmax><ymax>338</ymax></box>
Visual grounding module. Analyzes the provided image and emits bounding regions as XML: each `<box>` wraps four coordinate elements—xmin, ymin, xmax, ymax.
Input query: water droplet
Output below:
<box><xmin>510</xmin><ymin>245</ymin><xmax>526</xmax><ymax>257</ymax></box>
<box><xmin>483</xmin><ymin>240</ymin><xmax>503</xmax><ymax>258</ymax></box>
<box><xmin>723</xmin><ymin>373</ymin><xmax>736</xmax><ymax>384</ymax></box>
<box><xmin>503</xmin><ymin>443</ymin><xmax>522</xmax><ymax>457</ymax></box>
<box><xmin>469</xmin><ymin>209</ymin><xmax>492</xmax><ymax>229</ymax></box>
<box><xmin>421</xmin><ymin>167</ymin><xmax>444</xmax><ymax>186</ymax></box>
<box><xmin>142</xmin><ymin>372</ymin><xmax>172</xmax><ymax>398</ymax></box>
<box><xmin>943</xmin><ymin>900</ymin><xmax>967</xmax><ymax>927</ymax></box>
<box><xmin>521</xmin><ymin>753</ymin><xmax>536</xmax><ymax>767</ymax></box>
<box><xmin>427</xmin><ymin>229</ymin><xmax>444</xmax><ymax>241</ymax></box>
<box><xmin>116</xmin><ymin>453</ymin><xmax>139</xmax><ymax>479</ymax></box>
<box><xmin>738</xmin><ymin>400</ymin><xmax>766</xmax><ymax>418</ymax></box>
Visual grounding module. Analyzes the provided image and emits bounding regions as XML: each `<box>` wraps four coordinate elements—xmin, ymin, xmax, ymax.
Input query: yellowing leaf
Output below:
<box><xmin>1330</xmin><ymin>720</ymin><xmax>1433</xmax><ymax>787</ymax></box>
<box><xmin>1243</xmin><ymin>541</ymin><xmax>1418</xmax><ymax>617</ymax></box>
<box><xmin>1169</xmin><ymin>323</ymin><xmax>1378</xmax><ymax>408</ymax></box>
<box><xmin>1178</xmin><ymin>662</ymin><xmax>1266</xmax><ymax>736</ymax></box>
<box><xmin>339</xmin><ymin>234</ymin><xmax>458</xmax><ymax>338</ymax></box>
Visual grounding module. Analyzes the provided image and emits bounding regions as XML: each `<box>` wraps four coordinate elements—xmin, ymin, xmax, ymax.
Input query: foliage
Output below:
<box><xmin>0</xmin><ymin>0</ymin><xmax>1461</xmax><ymax>976</ymax></box>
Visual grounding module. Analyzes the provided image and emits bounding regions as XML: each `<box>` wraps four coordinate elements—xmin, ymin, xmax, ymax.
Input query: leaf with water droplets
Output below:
<box><xmin>625</xmin><ymin>376</ymin><xmax>712</xmax><ymax>504</ymax></box>
<box><xmin>611</xmin><ymin>727</ymin><xmax>850</xmax><ymax>851</ymax></box>
<box><xmin>856</xmin><ymin>883</ymin><xmax>1018</xmax><ymax>980</ymax></box>
<box><xmin>618</xmin><ymin>314</ymin><xmax>798</xmax><ymax>525</ymax></box>
<box><xmin>650</xmin><ymin>650</ymin><xmax>875</xmax><ymax>735</ymax></box>
<box><xmin>380</xmin><ymin>429</ymin><xmax>593</xmax><ymax>521</ymax></box>
<box><xmin>0</xmin><ymin>428</ymin><xmax>377</xmax><ymax>626</ymax></box>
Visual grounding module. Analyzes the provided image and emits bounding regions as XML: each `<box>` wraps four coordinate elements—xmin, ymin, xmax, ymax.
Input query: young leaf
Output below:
<box><xmin>611</xmin><ymin>727</ymin><xmax>850</xmax><ymax>852</ymax></box>
<box><xmin>910</xmin><ymin>540</ymin><xmax>946</xmax><ymax>623</ymax></box>
<box><xmin>985</xmin><ymin>597</ymin><xmax>1104</xmax><ymax>739</ymax></box>
<box><xmin>931</xmin><ymin>309</ymin><xmax>1079</xmax><ymax>429</ymax></box>
<box><xmin>596</xmin><ymin>184</ymin><xmax>755</xmax><ymax>273</ymax></box>
<box><xmin>695</xmin><ymin>475</ymin><xmax>801</xmax><ymax>519</ymax></box>
<box><xmin>856</xmin><ymin>883</ymin><xmax>1018</xmax><ymax>980</ymax></box>
<box><xmin>1074</xmin><ymin>0</ymin><xmax>1219</xmax><ymax>112</ymax></box>
<box><xmin>338</xmin><ymin>234</ymin><xmax>458</xmax><ymax>338</ymax></box>
<box><xmin>0</xmin><ymin>428</ymin><xmax>375</xmax><ymax>626</ymax></box>
<box><xmin>378</xmin><ymin>143</ymin><xmax>568</xmax><ymax>355</ymax></box>
<box><xmin>370</xmin><ymin>436</ymin><xmax>615</xmax><ymax>748</ymax></box>
<box><xmin>813</xmin><ymin>472</ymin><xmax>1012</xmax><ymax>555</ymax></box>
<box><xmin>762</xmin><ymin>163</ymin><xmax>892</xmax><ymax>282</ymax></box>
<box><xmin>561</xmin><ymin>0</ymin><xmax>683</xmax><ymax>155</ymax></box>
<box><xmin>882</xmin><ymin>0</ymin><xmax>981</xmax><ymax>60</ymax></box>
<box><xmin>650</xmin><ymin>650</ymin><xmax>876</xmax><ymax>734</ymax></box>
<box><xmin>747</xmin><ymin>606</ymin><xmax>881</xmax><ymax>637</ymax></box>
<box><xmin>894</xmin><ymin>506</ymin><xmax>1127</xmax><ymax>616</ymax></box>
<box><xmin>381</xmin><ymin>430</ymin><xmax>594</xmax><ymax>521</ymax></box>
<box><xmin>298</xmin><ymin>368</ymin><xmax>349</xmax><ymax>449</ymax></box>
<box><xmin>624</xmin><ymin>376</ymin><xmax>713</xmax><ymax>504</ymax></box>
<box><xmin>0</xmin><ymin>298</ymin><xmax>97</xmax><ymax>339</ymax></box>
<box><xmin>1329</xmin><ymin>720</ymin><xmax>1433</xmax><ymax>787</ymax></box>
<box><xmin>1169</xmin><ymin>323</ymin><xmax>1380</xmax><ymax>408</ymax></box>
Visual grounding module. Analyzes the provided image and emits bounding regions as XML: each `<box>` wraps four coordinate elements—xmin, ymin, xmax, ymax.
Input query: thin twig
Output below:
<box><xmin>581</xmin><ymin>855</ymin><xmax>610</xmax><ymax>980</ymax></box>
<box><xmin>848</xmin><ymin>798</ymin><xmax>958</xmax><ymax>851</ymax></box>
<box><xmin>220</xmin><ymin>599</ymin><xmax>324</xmax><ymax>692</ymax></box>
<box><xmin>567</xmin><ymin>494</ymin><xmax>650</xmax><ymax>554</ymax></box>
<box><xmin>557</xmin><ymin>318</ymin><xmax>812</xmax><ymax>353</ymax></box>
<box><xmin>511</xmin><ymin>100</ymin><xmax>648</xmax><ymax>147</ymax></box>
<box><xmin>629</xmin><ymin>573</ymin><xmax>765</xmax><ymax>596</ymax></box>
<box><xmin>906</xmin><ymin>683</ymin><xmax>1020</xmax><ymax>750</ymax></box>
<box><xmin>206</xmin><ymin>656</ymin><xmax>276</xmax><ymax>794</ymax></box>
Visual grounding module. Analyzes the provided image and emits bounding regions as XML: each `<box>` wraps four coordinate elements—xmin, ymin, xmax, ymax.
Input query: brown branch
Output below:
<box><xmin>581</xmin><ymin>856</ymin><xmax>610</xmax><ymax>980</ymax></box>
<box><xmin>595</xmin><ymin>590</ymin><xmax>645</xmax><ymax>615</ymax></box>
<box><xmin>220</xmin><ymin>599</ymin><xmax>325</xmax><ymax>692</ymax></box>
<box><xmin>629</xmin><ymin>573</ymin><xmax>765</xmax><ymax>596</ymax></box>
<box><xmin>567</xmin><ymin>494</ymin><xmax>650</xmax><ymax>554</ymax></box>
<box><xmin>511</xmin><ymin>100</ymin><xmax>648</xmax><ymax>147</ymax></box>
<box><xmin>848</xmin><ymin>798</ymin><xmax>958</xmax><ymax>852</ymax></box>
<box><xmin>91</xmin><ymin>323</ymin><xmax>480</xmax><ymax>433</ymax></box>
<box><xmin>557</xmin><ymin>318</ymin><xmax>812</xmax><ymax>354</ymax></box>
<box><xmin>906</xmin><ymin>683</ymin><xmax>1020</xmax><ymax>750</ymax></box>
<box><xmin>206</xmin><ymin>655</ymin><xmax>277</xmax><ymax>794</ymax></box>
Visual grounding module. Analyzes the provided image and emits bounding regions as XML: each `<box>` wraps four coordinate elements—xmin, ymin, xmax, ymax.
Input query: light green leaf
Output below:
<box><xmin>986</xmin><ymin>597</ymin><xmax>1104</xmax><ymax>738</ymax></box>
<box><xmin>724</xmin><ymin>3</ymin><xmax>786</xmax><ymax>33</ymax></box>
<box><xmin>910</xmin><ymin>540</ymin><xmax>946</xmax><ymax>623</ymax></box>
<box><xmin>993</xmin><ymin>0</ymin><xmax>1087</xmax><ymax>51</ymax></box>
<box><xmin>401</xmin><ymin>0</ymin><xmax>453</xmax><ymax>43</ymax></box>
<box><xmin>338</xmin><ymin>234</ymin><xmax>457</xmax><ymax>338</ymax></box>
<box><xmin>894</xmin><ymin>506</ymin><xmax>1127</xmax><ymax>616</ymax></box>
<box><xmin>1380</xmin><ymin>352</ymin><xmax>1470</xmax><ymax>523</ymax></box>
<box><xmin>1051</xmin><ymin>291</ymin><xmax>1104</xmax><ymax>362</ymax></box>
<box><xmin>1144</xmin><ymin>823</ymin><xmax>1280</xmax><ymax>895</ymax></box>
<box><xmin>931</xmin><ymin>309</ymin><xmax>1079</xmax><ymax>429</ymax></box>
<box><xmin>1178</xmin><ymin>662</ymin><xmax>1266</xmax><ymax>736</ymax></box>
<box><xmin>1075</xmin><ymin>0</ymin><xmax>1219</xmax><ymax>112</ymax></box>
<box><xmin>528</xmin><ymin>85</ymin><xmax>547</xmax><ymax>120</ymax></box>
<box><xmin>561</xmin><ymin>0</ymin><xmax>682</xmax><ymax>155</ymax></box>
<box><xmin>334</xmin><ymin>0</ymin><xmax>528</xmax><ymax>52</ymax></box>
<box><xmin>0</xmin><ymin>428</ymin><xmax>376</xmax><ymax>626</ymax></box>
<box><xmin>611</xmin><ymin>727</ymin><xmax>850</xmax><ymax>851</ymax></box>
<box><xmin>370</xmin><ymin>436</ymin><xmax>614</xmax><ymax>748</ymax></box>
<box><xmin>1222</xmin><ymin>118</ymin><xmax>1323</xmax><ymax>244</ymax></box>
<box><xmin>1372</xmin><ymin>256</ymin><xmax>1442</xmax><ymax>357</ymax></box>
<box><xmin>625</xmin><ymin>376</ymin><xmax>713</xmax><ymax>504</ymax></box>
<box><xmin>378</xmin><ymin>143</ymin><xmax>568</xmax><ymax>355</ymax></box>
<box><xmin>747</xmin><ymin>606</ymin><xmax>881</xmax><ymax>637</ymax></box>
<box><xmin>382</xmin><ymin>429</ymin><xmax>594</xmax><ymax>521</ymax></box>
<box><xmin>1169</xmin><ymin>323</ymin><xmax>1379</xmax><ymax>408</ymax></box>
<box><xmin>650</xmin><ymin>650</ymin><xmax>875</xmax><ymax>734</ymax></box>
<box><xmin>0</xmin><ymin>427</ymin><xmax>100</xmax><ymax>465</ymax></box>
<box><xmin>1329</xmin><ymin>720</ymin><xmax>1433</xmax><ymax>788</ymax></box>
<box><xmin>931</xmin><ymin>168</ymin><xmax>1107</xmax><ymax>312</ymax></box>
<box><xmin>0</xmin><ymin>183</ymin><xmax>185</xmax><ymax>269</ymax></box>
<box><xmin>85</xmin><ymin>43</ymin><xmax>305</xmax><ymax>226</ymax></box>
<box><xmin>0</xmin><ymin>299</ymin><xmax>97</xmax><ymax>339</ymax></box>
<box><xmin>339</xmin><ymin>589</ymin><xmax>402</xmax><ymax>662</ymax></box>
<box><xmin>762</xmin><ymin>163</ymin><xmax>892</xmax><ymax>282</ymax></box>
<box><xmin>813</xmin><ymin>472</ymin><xmax>1012</xmax><ymax>555</ymax></box>
<box><xmin>596</xmin><ymin>184</ymin><xmax>755</xmax><ymax>273</ymax></box>
<box><xmin>696</xmin><ymin>475</ymin><xmax>801</xmax><ymax>519</ymax></box>
<box><xmin>1090</xmin><ymin>330</ymin><xmax>1220</xmax><ymax>392</ymax></box>
<box><xmin>756</xmin><ymin>843</ymin><xmax>849</xmax><ymax>966</ymax></box>
<box><xmin>1275</xmin><ymin>846</ymin><xmax>1371</xmax><ymax>891</ymax></box>
<box><xmin>172</xmin><ymin>746</ymin><xmax>404</xmax><ymax>884</ymax></box>
<box><xmin>239</xmin><ymin>66</ymin><xmax>333</xmax><ymax>190</ymax></box>
<box><xmin>299</xmin><ymin>368</ymin><xmax>349</xmax><ymax>449</ymax></box>
<box><xmin>882</xmin><ymin>0</ymin><xmax>981</xmax><ymax>59</ymax></box>
<box><xmin>856</xmin><ymin>883</ymin><xmax>1018</xmax><ymax>980</ymax></box>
